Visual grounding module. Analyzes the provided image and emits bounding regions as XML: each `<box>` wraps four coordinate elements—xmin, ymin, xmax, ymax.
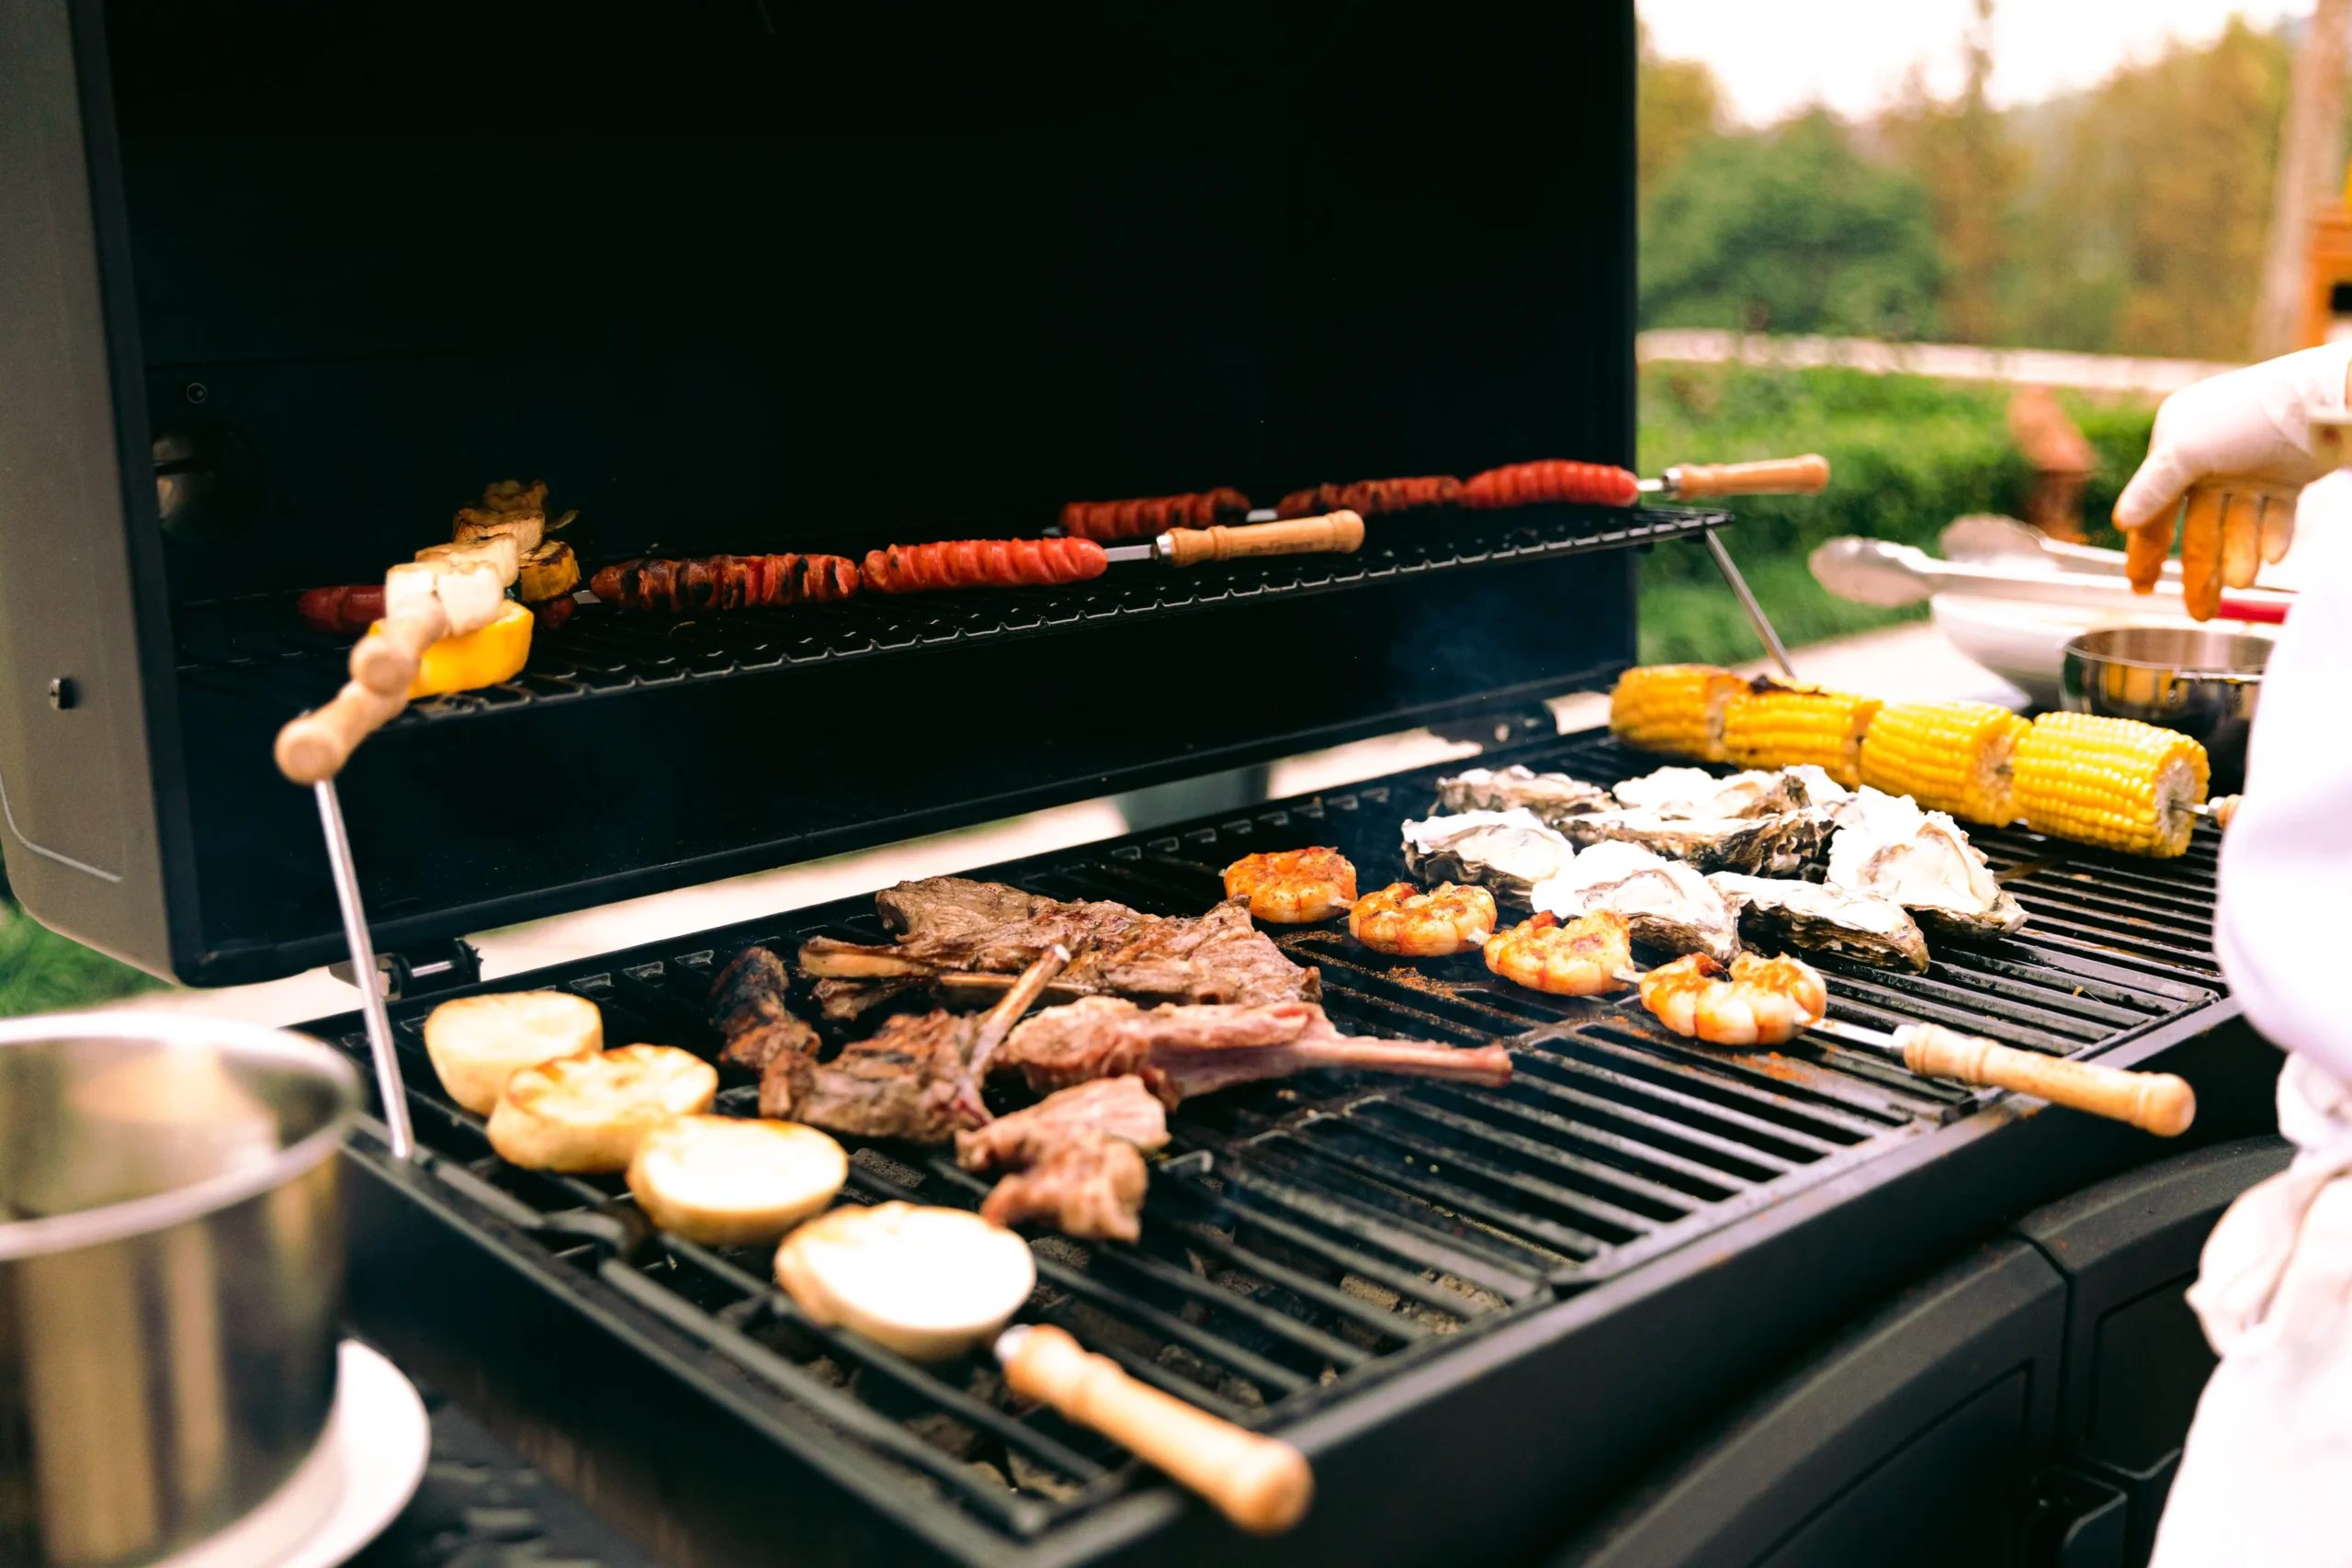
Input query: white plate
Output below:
<box><xmin>159</xmin><ymin>1340</ymin><xmax>430</xmax><ymax>1568</ymax></box>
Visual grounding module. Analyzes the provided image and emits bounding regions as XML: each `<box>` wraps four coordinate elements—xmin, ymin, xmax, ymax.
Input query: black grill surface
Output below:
<box><xmin>176</xmin><ymin>506</ymin><xmax>1718</xmax><ymax>728</ymax></box>
<box><xmin>308</xmin><ymin>726</ymin><xmax>2230</xmax><ymax>1562</ymax></box>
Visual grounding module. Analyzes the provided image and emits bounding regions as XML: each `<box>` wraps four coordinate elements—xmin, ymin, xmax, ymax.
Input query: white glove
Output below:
<box><xmin>2114</xmin><ymin>344</ymin><xmax>2352</xmax><ymax>528</ymax></box>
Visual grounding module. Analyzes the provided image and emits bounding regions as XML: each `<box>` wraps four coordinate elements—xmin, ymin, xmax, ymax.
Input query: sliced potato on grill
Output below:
<box><xmin>628</xmin><ymin>1115</ymin><xmax>847</xmax><ymax>1246</ymax></box>
<box><xmin>424</xmin><ymin>990</ymin><xmax>604</xmax><ymax>1115</ymax></box>
<box><xmin>488</xmin><ymin>1044</ymin><xmax>717</xmax><ymax>1173</ymax></box>
<box><xmin>773</xmin><ymin>1201</ymin><xmax>1035</xmax><ymax>1362</ymax></box>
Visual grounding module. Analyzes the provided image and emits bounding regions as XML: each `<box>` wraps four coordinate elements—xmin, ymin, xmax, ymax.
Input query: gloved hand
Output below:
<box><xmin>2114</xmin><ymin>344</ymin><xmax>2352</xmax><ymax>612</ymax></box>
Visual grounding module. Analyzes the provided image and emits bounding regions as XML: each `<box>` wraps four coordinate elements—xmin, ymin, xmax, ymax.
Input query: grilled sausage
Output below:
<box><xmin>1462</xmin><ymin>459</ymin><xmax>1641</xmax><ymax>510</ymax></box>
<box><xmin>587</xmin><ymin>553</ymin><xmax>861</xmax><ymax>613</ymax></box>
<box><xmin>861</xmin><ymin>537</ymin><xmax>1108</xmax><ymax>593</ymax></box>
<box><xmin>296</xmin><ymin>584</ymin><xmax>387</xmax><ymax>637</ymax></box>
<box><xmin>1275</xmin><ymin>475</ymin><xmax>1463</xmax><ymax>519</ymax></box>
<box><xmin>1059</xmin><ymin>489</ymin><xmax>1251</xmax><ymax>542</ymax></box>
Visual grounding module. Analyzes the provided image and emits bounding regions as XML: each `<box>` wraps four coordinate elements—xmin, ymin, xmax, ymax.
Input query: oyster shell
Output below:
<box><xmin>1531</xmin><ymin>840</ymin><xmax>1741</xmax><ymax>962</ymax></box>
<box><xmin>1707</xmin><ymin>874</ymin><xmax>1929</xmax><ymax>973</ymax></box>
<box><xmin>1433</xmin><ymin>764</ymin><xmax>1613</xmax><ymax>824</ymax></box>
<box><xmin>1559</xmin><ymin>807</ymin><xmax>1826</xmax><ymax>877</ymax></box>
<box><xmin>1612</xmin><ymin>766</ymin><xmax>1809</xmax><ymax>819</ymax></box>
<box><xmin>1826</xmin><ymin>788</ymin><xmax>2025</xmax><ymax>937</ymax></box>
<box><xmin>1401</xmin><ymin>809</ymin><xmax>1577</xmax><ymax>908</ymax></box>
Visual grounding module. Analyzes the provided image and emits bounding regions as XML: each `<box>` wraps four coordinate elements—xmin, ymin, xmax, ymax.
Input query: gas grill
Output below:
<box><xmin>0</xmin><ymin>2</ymin><xmax>2283</xmax><ymax>1563</ymax></box>
<box><xmin>318</xmin><ymin>728</ymin><xmax>2275</xmax><ymax>1568</ymax></box>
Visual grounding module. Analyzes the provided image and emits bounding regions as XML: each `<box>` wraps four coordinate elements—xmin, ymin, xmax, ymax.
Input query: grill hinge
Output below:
<box><xmin>330</xmin><ymin>936</ymin><xmax>482</xmax><ymax>1000</ymax></box>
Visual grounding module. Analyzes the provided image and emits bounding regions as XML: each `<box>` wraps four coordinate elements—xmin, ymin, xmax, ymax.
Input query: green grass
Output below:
<box><xmin>1636</xmin><ymin>549</ymin><xmax>1927</xmax><ymax>667</ymax></box>
<box><xmin>0</xmin><ymin>900</ymin><xmax>167</xmax><ymax>1018</ymax></box>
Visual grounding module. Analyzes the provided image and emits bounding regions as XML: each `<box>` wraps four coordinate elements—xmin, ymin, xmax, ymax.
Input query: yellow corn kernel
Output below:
<box><xmin>2011</xmin><ymin>711</ymin><xmax>2210</xmax><ymax>858</ymax></box>
<box><xmin>1860</xmin><ymin>701</ymin><xmax>2030</xmax><ymax>826</ymax></box>
<box><xmin>1721</xmin><ymin>681</ymin><xmax>1883</xmax><ymax>787</ymax></box>
<box><xmin>1610</xmin><ymin>664</ymin><xmax>1747</xmax><ymax>761</ymax></box>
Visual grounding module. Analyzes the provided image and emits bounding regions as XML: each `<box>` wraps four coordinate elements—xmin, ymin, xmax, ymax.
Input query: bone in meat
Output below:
<box><xmin>997</xmin><ymin>997</ymin><xmax>1511</xmax><ymax>1107</ymax></box>
<box><xmin>800</xmin><ymin>877</ymin><xmax>1154</xmax><ymax>976</ymax></box>
<box><xmin>710</xmin><ymin>945</ymin><xmax>820</xmax><ymax>1073</ymax></box>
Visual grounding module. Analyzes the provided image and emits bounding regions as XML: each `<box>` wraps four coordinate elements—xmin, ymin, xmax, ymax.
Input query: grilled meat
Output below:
<box><xmin>862</xmin><ymin>537</ymin><xmax>1107</xmax><ymax>593</ymax></box>
<box><xmin>711</xmin><ymin>945</ymin><xmax>820</xmax><ymax>1073</ymax></box>
<box><xmin>801</xmin><ymin>880</ymin><xmax>1317</xmax><ymax>1010</ymax></box>
<box><xmin>296</xmin><ymin>584</ymin><xmax>387</xmax><ymax>637</ymax></box>
<box><xmin>1059</xmin><ymin>489</ymin><xmax>1251</xmax><ymax>542</ymax></box>
<box><xmin>1275</xmin><ymin>475</ymin><xmax>1463</xmax><ymax>518</ymax></box>
<box><xmin>955</xmin><ymin>1076</ymin><xmax>1170</xmax><ymax>1242</ymax></box>
<box><xmin>996</xmin><ymin>997</ymin><xmax>1510</xmax><ymax>1107</ymax></box>
<box><xmin>589</xmin><ymin>552</ymin><xmax>861</xmax><ymax>613</ymax></box>
<box><xmin>1463</xmin><ymin>459</ymin><xmax>1639</xmax><ymax>509</ymax></box>
<box><xmin>760</xmin><ymin>1009</ymin><xmax>986</xmax><ymax>1140</ymax></box>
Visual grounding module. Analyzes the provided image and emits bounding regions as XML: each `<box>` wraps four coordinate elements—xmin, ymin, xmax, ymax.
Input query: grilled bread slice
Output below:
<box><xmin>774</xmin><ymin>1201</ymin><xmax>1035</xmax><ymax>1362</ymax></box>
<box><xmin>628</xmin><ymin>1115</ymin><xmax>847</xmax><ymax>1246</ymax></box>
<box><xmin>423</xmin><ymin>990</ymin><xmax>604</xmax><ymax>1115</ymax></box>
<box><xmin>488</xmin><ymin>1044</ymin><xmax>717</xmax><ymax>1173</ymax></box>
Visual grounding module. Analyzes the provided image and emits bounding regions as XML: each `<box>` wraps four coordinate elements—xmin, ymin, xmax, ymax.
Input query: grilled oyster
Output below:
<box><xmin>1611</xmin><ymin>766</ymin><xmax>1809</xmax><ymax>819</ymax></box>
<box><xmin>1531</xmin><ymin>840</ymin><xmax>1741</xmax><ymax>963</ymax></box>
<box><xmin>1558</xmin><ymin>807</ymin><xmax>1826</xmax><ymax>877</ymax></box>
<box><xmin>1707</xmin><ymin>874</ymin><xmax>1929</xmax><ymax>973</ymax></box>
<box><xmin>1401</xmin><ymin>809</ymin><xmax>1577</xmax><ymax>908</ymax></box>
<box><xmin>1433</xmin><ymin>764</ymin><xmax>1613</xmax><ymax>823</ymax></box>
<box><xmin>1826</xmin><ymin>788</ymin><xmax>2025</xmax><ymax>937</ymax></box>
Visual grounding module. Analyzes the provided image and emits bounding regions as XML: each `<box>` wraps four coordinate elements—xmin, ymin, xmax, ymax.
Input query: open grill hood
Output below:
<box><xmin>0</xmin><ymin>0</ymin><xmax>1642</xmax><ymax>985</ymax></box>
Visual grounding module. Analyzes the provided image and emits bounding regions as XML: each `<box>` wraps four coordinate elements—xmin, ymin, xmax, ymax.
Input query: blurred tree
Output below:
<box><xmin>1637</xmin><ymin>19</ymin><xmax>1724</xmax><ymax>209</ymax></box>
<box><xmin>1880</xmin><ymin>0</ymin><xmax>2021</xmax><ymax>345</ymax></box>
<box><xmin>2006</xmin><ymin>20</ymin><xmax>2289</xmax><ymax>358</ymax></box>
<box><xmin>1640</xmin><ymin>110</ymin><xmax>1944</xmax><ymax>338</ymax></box>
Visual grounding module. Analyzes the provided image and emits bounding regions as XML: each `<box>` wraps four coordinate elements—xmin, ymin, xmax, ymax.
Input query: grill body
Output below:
<box><xmin>312</xmin><ymin>728</ymin><xmax>2281</xmax><ymax>1568</ymax></box>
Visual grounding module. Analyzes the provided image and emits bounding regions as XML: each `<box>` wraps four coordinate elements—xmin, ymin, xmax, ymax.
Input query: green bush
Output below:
<box><xmin>1633</xmin><ymin>362</ymin><xmax>2156</xmax><ymax>665</ymax></box>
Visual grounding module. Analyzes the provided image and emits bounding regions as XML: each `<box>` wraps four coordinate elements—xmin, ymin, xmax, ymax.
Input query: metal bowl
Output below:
<box><xmin>2060</xmin><ymin>626</ymin><xmax>2270</xmax><ymax>791</ymax></box>
<box><xmin>0</xmin><ymin>1013</ymin><xmax>357</xmax><ymax>1567</ymax></box>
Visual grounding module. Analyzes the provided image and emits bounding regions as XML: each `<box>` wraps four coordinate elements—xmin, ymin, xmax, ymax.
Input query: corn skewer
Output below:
<box><xmin>1721</xmin><ymin>680</ymin><xmax>1883</xmax><ymax>787</ymax></box>
<box><xmin>2010</xmin><ymin>710</ymin><xmax>2211</xmax><ymax>858</ymax></box>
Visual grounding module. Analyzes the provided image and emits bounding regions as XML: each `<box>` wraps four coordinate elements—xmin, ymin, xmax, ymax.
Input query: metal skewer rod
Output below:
<box><xmin>1700</xmin><ymin>527</ymin><xmax>1798</xmax><ymax>679</ymax></box>
<box><xmin>312</xmin><ymin>777</ymin><xmax>415</xmax><ymax>1160</ymax></box>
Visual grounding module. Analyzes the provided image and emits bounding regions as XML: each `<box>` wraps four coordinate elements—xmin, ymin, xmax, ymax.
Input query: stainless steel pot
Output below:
<box><xmin>2060</xmin><ymin>626</ymin><xmax>2270</xmax><ymax>792</ymax></box>
<box><xmin>0</xmin><ymin>1013</ymin><xmax>357</xmax><ymax>1568</ymax></box>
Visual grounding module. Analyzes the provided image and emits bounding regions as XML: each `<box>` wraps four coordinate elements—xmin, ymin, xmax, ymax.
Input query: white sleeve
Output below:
<box><xmin>2216</xmin><ymin>473</ymin><xmax>2352</xmax><ymax>1079</ymax></box>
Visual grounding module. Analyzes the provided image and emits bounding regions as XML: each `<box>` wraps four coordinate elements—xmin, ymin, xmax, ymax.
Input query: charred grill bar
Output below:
<box><xmin>316</xmin><ymin>727</ymin><xmax>2269</xmax><ymax>1568</ymax></box>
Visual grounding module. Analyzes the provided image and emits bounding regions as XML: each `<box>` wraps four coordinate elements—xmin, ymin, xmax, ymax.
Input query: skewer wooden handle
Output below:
<box><xmin>1895</xmin><ymin>1023</ymin><xmax>2195</xmax><ymax>1136</ymax></box>
<box><xmin>1000</xmin><ymin>1324</ymin><xmax>1312</xmax><ymax>1534</ymax></box>
<box><xmin>274</xmin><ymin>681</ymin><xmax>409</xmax><ymax>785</ymax></box>
<box><xmin>1160</xmin><ymin>510</ymin><xmax>1364</xmax><ymax>568</ymax></box>
<box><xmin>1668</xmin><ymin>454</ymin><xmax>1830</xmax><ymax>498</ymax></box>
<box><xmin>349</xmin><ymin>606</ymin><xmax>447</xmax><ymax>697</ymax></box>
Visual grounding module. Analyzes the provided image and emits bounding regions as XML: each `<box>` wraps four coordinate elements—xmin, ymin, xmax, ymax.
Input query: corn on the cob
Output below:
<box><xmin>2011</xmin><ymin>711</ymin><xmax>2210</xmax><ymax>858</ymax></box>
<box><xmin>1859</xmin><ymin>700</ymin><xmax>2030</xmax><ymax>825</ymax></box>
<box><xmin>1721</xmin><ymin>680</ymin><xmax>1883</xmax><ymax>787</ymax></box>
<box><xmin>1610</xmin><ymin>664</ymin><xmax>1747</xmax><ymax>761</ymax></box>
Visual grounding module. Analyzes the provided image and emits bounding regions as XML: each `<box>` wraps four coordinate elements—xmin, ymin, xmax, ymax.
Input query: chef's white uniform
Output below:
<box><xmin>2143</xmin><ymin>361</ymin><xmax>2352</xmax><ymax>1565</ymax></box>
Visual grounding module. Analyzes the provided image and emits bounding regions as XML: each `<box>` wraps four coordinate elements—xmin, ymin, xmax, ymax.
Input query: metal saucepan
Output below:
<box><xmin>0</xmin><ymin>1013</ymin><xmax>357</xmax><ymax>1568</ymax></box>
<box><xmin>2061</xmin><ymin>626</ymin><xmax>2269</xmax><ymax>792</ymax></box>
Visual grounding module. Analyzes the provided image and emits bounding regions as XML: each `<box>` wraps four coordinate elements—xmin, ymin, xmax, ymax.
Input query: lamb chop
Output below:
<box><xmin>762</xmin><ymin>945</ymin><xmax>1069</xmax><ymax>1139</ymax></box>
<box><xmin>955</xmin><ymin>1076</ymin><xmax>1169</xmax><ymax>1242</ymax></box>
<box><xmin>710</xmin><ymin>945</ymin><xmax>820</xmax><ymax>1073</ymax></box>
<box><xmin>995</xmin><ymin>998</ymin><xmax>1512</xmax><ymax>1108</ymax></box>
<box><xmin>798</xmin><ymin>879</ymin><xmax>1317</xmax><ymax>1014</ymax></box>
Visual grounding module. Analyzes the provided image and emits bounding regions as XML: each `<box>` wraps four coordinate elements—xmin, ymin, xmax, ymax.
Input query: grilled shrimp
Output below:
<box><xmin>1350</xmin><ymin>881</ymin><xmax>1498</xmax><ymax>956</ymax></box>
<box><xmin>1222</xmin><ymin>848</ymin><xmax>1358</xmax><ymax>924</ymax></box>
<box><xmin>1637</xmin><ymin>952</ymin><xmax>1827</xmax><ymax>1046</ymax></box>
<box><xmin>1482</xmin><ymin>909</ymin><xmax>1634</xmax><ymax>996</ymax></box>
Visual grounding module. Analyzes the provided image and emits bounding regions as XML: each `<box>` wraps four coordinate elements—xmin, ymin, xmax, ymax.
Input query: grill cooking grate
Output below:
<box><xmin>309</xmin><ymin>725</ymin><xmax>2225</xmax><ymax>1544</ymax></box>
<box><xmin>175</xmin><ymin>506</ymin><xmax>1717</xmax><ymax>725</ymax></box>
